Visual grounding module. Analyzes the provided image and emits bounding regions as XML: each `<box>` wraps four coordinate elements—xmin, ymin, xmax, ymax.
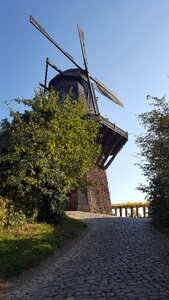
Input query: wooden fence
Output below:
<box><xmin>111</xmin><ymin>202</ymin><xmax>149</xmax><ymax>218</ymax></box>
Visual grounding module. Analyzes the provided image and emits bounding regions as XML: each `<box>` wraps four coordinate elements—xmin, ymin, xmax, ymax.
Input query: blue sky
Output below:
<box><xmin>1</xmin><ymin>0</ymin><xmax>169</xmax><ymax>203</ymax></box>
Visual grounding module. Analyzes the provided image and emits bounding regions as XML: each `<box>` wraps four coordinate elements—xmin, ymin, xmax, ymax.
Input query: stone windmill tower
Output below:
<box><xmin>30</xmin><ymin>16</ymin><xmax>128</xmax><ymax>214</ymax></box>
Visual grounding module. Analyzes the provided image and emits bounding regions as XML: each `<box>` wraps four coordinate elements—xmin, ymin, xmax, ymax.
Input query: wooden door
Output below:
<box><xmin>70</xmin><ymin>190</ymin><xmax>78</xmax><ymax>211</ymax></box>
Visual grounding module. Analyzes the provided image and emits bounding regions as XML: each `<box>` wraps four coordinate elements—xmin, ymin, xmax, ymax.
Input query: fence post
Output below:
<box><xmin>112</xmin><ymin>204</ymin><xmax>149</xmax><ymax>218</ymax></box>
<box><xmin>143</xmin><ymin>207</ymin><xmax>146</xmax><ymax>218</ymax></box>
<box><xmin>136</xmin><ymin>207</ymin><xmax>139</xmax><ymax>218</ymax></box>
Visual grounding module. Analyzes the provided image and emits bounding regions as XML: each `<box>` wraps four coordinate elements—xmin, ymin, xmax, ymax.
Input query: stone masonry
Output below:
<box><xmin>87</xmin><ymin>168</ymin><xmax>112</xmax><ymax>215</ymax></box>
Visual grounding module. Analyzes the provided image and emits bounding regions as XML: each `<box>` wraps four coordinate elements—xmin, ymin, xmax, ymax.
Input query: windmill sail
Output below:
<box><xmin>93</xmin><ymin>77</ymin><xmax>124</xmax><ymax>107</ymax></box>
<box><xmin>30</xmin><ymin>15</ymin><xmax>82</xmax><ymax>70</ymax></box>
<box><xmin>77</xmin><ymin>25</ymin><xmax>99</xmax><ymax>114</ymax></box>
<box><xmin>77</xmin><ymin>25</ymin><xmax>88</xmax><ymax>69</ymax></box>
<box><xmin>30</xmin><ymin>15</ymin><xmax>124</xmax><ymax>108</ymax></box>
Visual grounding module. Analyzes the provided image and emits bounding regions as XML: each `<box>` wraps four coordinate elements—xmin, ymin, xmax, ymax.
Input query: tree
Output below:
<box><xmin>0</xmin><ymin>90</ymin><xmax>101</xmax><ymax>222</ymax></box>
<box><xmin>136</xmin><ymin>96</ymin><xmax>169</xmax><ymax>226</ymax></box>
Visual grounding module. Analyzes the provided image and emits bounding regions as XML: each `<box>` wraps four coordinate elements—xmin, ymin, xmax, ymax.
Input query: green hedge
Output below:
<box><xmin>0</xmin><ymin>197</ymin><xmax>36</xmax><ymax>228</ymax></box>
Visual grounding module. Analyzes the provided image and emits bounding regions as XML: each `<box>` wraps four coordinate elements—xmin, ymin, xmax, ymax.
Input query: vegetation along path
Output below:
<box><xmin>3</xmin><ymin>212</ymin><xmax>169</xmax><ymax>299</ymax></box>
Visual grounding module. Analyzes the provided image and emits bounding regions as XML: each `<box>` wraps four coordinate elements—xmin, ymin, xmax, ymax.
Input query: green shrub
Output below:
<box><xmin>0</xmin><ymin>197</ymin><xmax>37</xmax><ymax>228</ymax></box>
<box><xmin>136</xmin><ymin>96</ymin><xmax>169</xmax><ymax>227</ymax></box>
<box><xmin>0</xmin><ymin>90</ymin><xmax>101</xmax><ymax>223</ymax></box>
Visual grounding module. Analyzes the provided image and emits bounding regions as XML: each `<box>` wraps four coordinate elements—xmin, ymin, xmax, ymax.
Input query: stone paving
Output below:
<box><xmin>3</xmin><ymin>211</ymin><xmax>169</xmax><ymax>299</ymax></box>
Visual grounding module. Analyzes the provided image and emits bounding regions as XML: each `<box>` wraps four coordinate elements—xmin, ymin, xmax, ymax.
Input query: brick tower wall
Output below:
<box><xmin>87</xmin><ymin>168</ymin><xmax>112</xmax><ymax>215</ymax></box>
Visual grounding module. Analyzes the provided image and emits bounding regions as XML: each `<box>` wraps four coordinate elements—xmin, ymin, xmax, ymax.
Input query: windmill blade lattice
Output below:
<box><xmin>93</xmin><ymin>77</ymin><xmax>124</xmax><ymax>107</ymax></box>
<box><xmin>77</xmin><ymin>25</ymin><xmax>88</xmax><ymax>70</ymax></box>
<box><xmin>77</xmin><ymin>25</ymin><xmax>99</xmax><ymax>114</ymax></box>
<box><xmin>30</xmin><ymin>15</ymin><xmax>81</xmax><ymax>69</ymax></box>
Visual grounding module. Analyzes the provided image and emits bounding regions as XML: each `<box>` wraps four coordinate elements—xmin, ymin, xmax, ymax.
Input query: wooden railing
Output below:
<box><xmin>111</xmin><ymin>202</ymin><xmax>149</xmax><ymax>218</ymax></box>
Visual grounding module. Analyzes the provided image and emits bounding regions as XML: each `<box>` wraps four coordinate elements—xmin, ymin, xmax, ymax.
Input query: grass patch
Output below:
<box><xmin>0</xmin><ymin>215</ymin><xmax>86</xmax><ymax>279</ymax></box>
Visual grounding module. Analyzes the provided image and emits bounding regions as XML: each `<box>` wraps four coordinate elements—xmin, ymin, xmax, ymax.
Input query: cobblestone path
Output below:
<box><xmin>3</xmin><ymin>212</ymin><xmax>169</xmax><ymax>299</ymax></box>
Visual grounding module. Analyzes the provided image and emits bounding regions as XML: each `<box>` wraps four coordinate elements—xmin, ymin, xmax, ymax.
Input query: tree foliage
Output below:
<box><xmin>136</xmin><ymin>96</ymin><xmax>169</xmax><ymax>226</ymax></box>
<box><xmin>0</xmin><ymin>90</ymin><xmax>101</xmax><ymax>221</ymax></box>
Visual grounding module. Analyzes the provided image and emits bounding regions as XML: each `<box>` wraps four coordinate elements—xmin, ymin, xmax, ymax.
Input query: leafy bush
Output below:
<box><xmin>0</xmin><ymin>197</ymin><xmax>36</xmax><ymax>228</ymax></box>
<box><xmin>0</xmin><ymin>90</ymin><xmax>101</xmax><ymax>223</ymax></box>
<box><xmin>136</xmin><ymin>96</ymin><xmax>169</xmax><ymax>227</ymax></box>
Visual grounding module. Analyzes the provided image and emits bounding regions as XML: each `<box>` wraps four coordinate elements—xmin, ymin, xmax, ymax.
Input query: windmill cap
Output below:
<box><xmin>49</xmin><ymin>68</ymin><xmax>87</xmax><ymax>87</ymax></box>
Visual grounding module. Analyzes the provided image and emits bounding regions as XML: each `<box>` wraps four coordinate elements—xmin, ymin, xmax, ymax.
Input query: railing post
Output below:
<box><xmin>136</xmin><ymin>207</ymin><xmax>139</xmax><ymax>218</ymax></box>
<box><xmin>143</xmin><ymin>207</ymin><xmax>146</xmax><ymax>218</ymax></box>
<box><xmin>112</xmin><ymin>203</ymin><xmax>149</xmax><ymax>218</ymax></box>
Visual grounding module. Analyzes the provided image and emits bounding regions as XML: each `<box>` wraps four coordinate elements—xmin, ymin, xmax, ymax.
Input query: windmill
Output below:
<box><xmin>30</xmin><ymin>16</ymin><xmax>128</xmax><ymax>214</ymax></box>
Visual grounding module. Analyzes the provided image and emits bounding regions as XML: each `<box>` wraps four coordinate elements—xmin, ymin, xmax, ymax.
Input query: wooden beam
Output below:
<box><xmin>100</xmin><ymin>135</ymin><xmax>122</xmax><ymax>168</ymax></box>
<box><xmin>96</xmin><ymin>131</ymin><xmax>114</xmax><ymax>165</ymax></box>
<box><xmin>102</xmin><ymin>138</ymin><xmax>126</xmax><ymax>170</ymax></box>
